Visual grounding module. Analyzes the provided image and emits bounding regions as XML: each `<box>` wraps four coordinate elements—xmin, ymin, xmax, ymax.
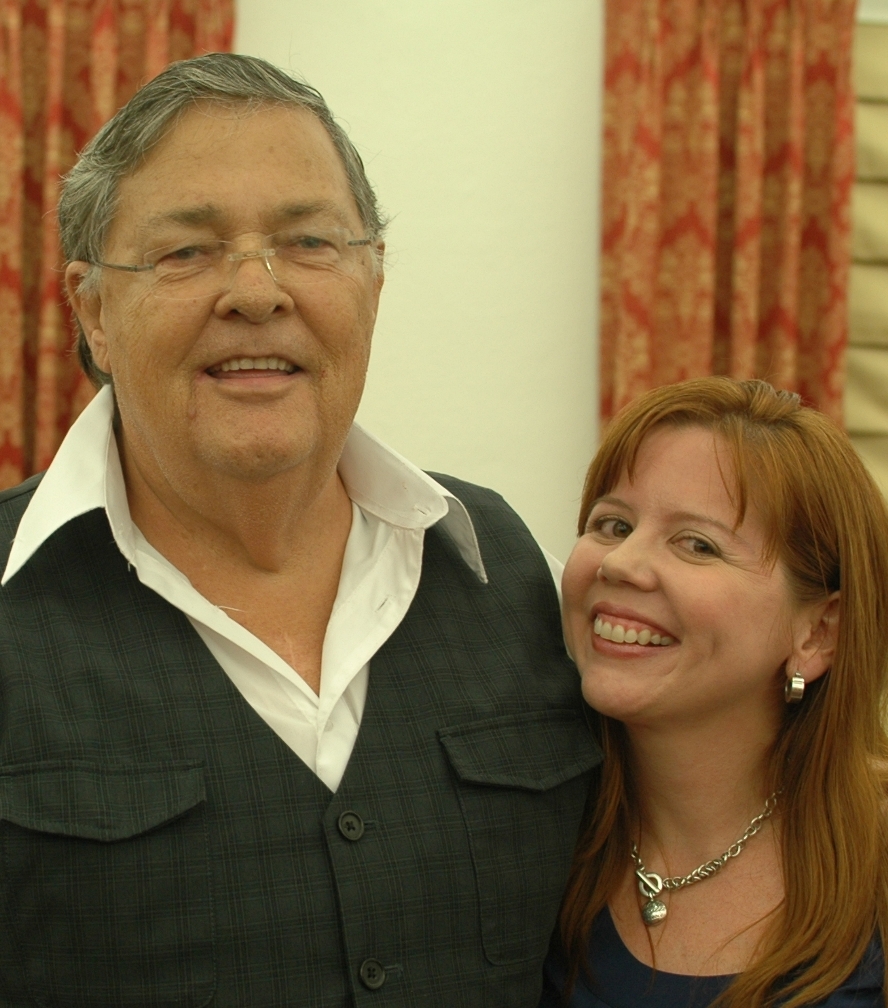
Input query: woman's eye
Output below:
<box><xmin>675</xmin><ymin>534</ymin><xmax>719</xmax><ymax>558</ymax></box>
<box><xmin>590</xmin><ymin>516</ymin><xmax>632</xmax><ymax>540</ymax></box>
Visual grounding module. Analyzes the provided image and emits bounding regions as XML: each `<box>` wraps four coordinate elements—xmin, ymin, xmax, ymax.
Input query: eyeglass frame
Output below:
<box><xmin>84</xmin><ymin>227</ymin><xmax>378</xmax><ymax>298</ymax></box>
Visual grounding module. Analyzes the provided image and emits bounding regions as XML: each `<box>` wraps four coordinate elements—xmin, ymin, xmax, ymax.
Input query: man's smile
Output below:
<box><xmin>206</xmin><ymin>355</ymin><xmax>300</xmax><ymax>378</ymax></box>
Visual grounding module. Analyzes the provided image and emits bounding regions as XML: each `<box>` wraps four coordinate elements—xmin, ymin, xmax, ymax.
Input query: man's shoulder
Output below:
<box><xmin>425</xmin><ymin>471</ymin><xmax>546</xmax><ymax>565</ymax></box>
<box><xmin>425</xmin><ymin>472</ymin><xmax>508</xmax><ymax>509</ymax></box>
<box><xmin>0</xmin><ymin>474</ymin><xmax>45</xmax><ymax>581</ymax></box>
<box><xmin>0</xmin><ymin>473</ymin><xmax>44</xmax><ymax>572</ymax></box>
<box><xmin>0</xmin><ymin>472</ymin><xmax>44</xmax><ymax>506</ymax></box>
<box><xmin>0</xmin><ymin>473</ymin><xmax>43</xmax><ymax>523</ymax></box>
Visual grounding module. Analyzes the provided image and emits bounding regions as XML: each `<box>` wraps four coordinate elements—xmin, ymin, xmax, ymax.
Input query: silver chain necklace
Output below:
<box><xmin>630</xmin><ymin>791</ymin><xmax>780</xmax><ymax>926</ymax></box>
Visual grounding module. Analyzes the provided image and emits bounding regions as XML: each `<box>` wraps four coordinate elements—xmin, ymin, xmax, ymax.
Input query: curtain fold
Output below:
<box><xmin>0</xmin><ymin>0</ymin><xmax>234</xmax><ymax>487</ymax></box>
<box><xmin>600</xmin><ymin>0</ymin><xmax>856</xmax><ymax>425</ymax></box>
<box><xmin>0</xmin><ymin>3</ymin><xmax>25</xmax><ymax>487</ymax></box>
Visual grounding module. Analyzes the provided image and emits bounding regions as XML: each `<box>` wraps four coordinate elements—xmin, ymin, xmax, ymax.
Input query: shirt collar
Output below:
<box><xmin>338</xmin><ymin>424</ymin><xmax>486</xmax><ymax>581</ymax></box>
<box><xmin>2</xmin><ymin>385</ymin><xmax>487</xmax><ymax>585</ymax></box>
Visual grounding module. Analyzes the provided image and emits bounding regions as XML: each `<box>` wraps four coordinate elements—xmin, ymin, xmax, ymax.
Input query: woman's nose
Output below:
<box><xmin>597</xmin><ymin>535</ymin><xmax>658</xmax><ymax>589</ymax></box>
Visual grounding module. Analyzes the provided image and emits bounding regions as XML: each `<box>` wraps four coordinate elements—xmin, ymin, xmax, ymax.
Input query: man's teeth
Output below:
<box><xmin>594</xmin><ymin>617</ymin><xmax>673</xmax><ymax>646</ymax></box>
<box><xmin>217</xmin><ymin>356</ymin><xmax>295</xmax><ymax>372</ymax></box>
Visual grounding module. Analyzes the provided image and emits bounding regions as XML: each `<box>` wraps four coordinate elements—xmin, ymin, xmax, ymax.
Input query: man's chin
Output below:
<box><xmin>195</xmin><ymin>438</ymin><xmax>320</xmax><ymax>485</ymax></box>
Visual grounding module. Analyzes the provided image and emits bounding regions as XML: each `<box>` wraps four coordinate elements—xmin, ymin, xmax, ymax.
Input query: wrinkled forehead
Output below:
<box><xmin>109</xmin><ymin>102</ymin><xmax>360</xmax><ymax>243</ymax></box>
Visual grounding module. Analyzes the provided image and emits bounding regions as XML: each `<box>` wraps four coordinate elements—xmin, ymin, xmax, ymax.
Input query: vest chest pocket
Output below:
<box><xmin>438</xmin><ymin>709</ymin><xmax>601</xmax><ymax>967</ymax></box>
<box><xmin>0</xmin><ymin>761</ymin><xmax>214</xmax><ymax>1008</ymax></box>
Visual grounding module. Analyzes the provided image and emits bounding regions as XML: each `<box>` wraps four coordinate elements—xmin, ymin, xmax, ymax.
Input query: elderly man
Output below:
<box><xmin>0</xmin><ymin>55</ymin><xmax>598</xmax><ymax>1007</ymax></box>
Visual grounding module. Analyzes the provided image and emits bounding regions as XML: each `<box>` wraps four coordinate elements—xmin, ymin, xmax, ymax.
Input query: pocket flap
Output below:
<box><xmin>438</xmin><ymin>709</ymin><xmax>601</xmax><ymax>791</ymax></box>
<box><xmin>0</xmin><ymin>761</ymin><xmax>206</xmax><ymax>841</ymax></box>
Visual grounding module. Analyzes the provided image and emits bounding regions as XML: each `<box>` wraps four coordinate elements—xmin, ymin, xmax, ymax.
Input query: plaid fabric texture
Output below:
<box><xmin>0</xmin><ymin>473</ymin><xmax>600</xmax><ymax>1007</ymax></box>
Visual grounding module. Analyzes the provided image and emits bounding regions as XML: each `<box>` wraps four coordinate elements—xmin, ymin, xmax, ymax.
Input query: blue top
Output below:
<box><xmin>539</xmin><ymin>907</ymin><xmax>884</xmax><ymax>1007</ymax></box>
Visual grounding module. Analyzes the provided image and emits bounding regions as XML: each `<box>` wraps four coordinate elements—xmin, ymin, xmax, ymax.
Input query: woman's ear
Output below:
<box><xmin>65</xmin><ymin>262</ymin><xmax>111</xmax><ymax>374</ymax></box>
<box><xmin>790</xmin><ymin>591</ymin><xmax>840</xmax><ymax>686</ymax></box>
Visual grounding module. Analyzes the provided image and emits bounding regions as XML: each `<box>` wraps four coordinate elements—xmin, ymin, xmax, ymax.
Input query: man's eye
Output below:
<box><xmin>278</xmin><ymin>232</ymin><xmax>336</xmax><ymax>251</ymax></box>
<box><xmin>170</xmin><ymin>246</ymin><xmax>206</xmax><ymax>261</ymax></box>
<box><xmin>275</xmin><ymin>232</ymin><xmax>342</xmax><ymax>261</ymax></box>
<box><xmin>590</xmin><ymin>516</ymin><xmax>632</xmax><ymax>540</ymax></box>
<box><xmin>153</xmin><ymin>244</ymin><xmax>219</xmax><ymax>269</ymax></box>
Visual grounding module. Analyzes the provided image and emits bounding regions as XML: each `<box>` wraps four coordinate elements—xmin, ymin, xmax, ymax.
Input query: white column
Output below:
<box><xmin>236</xmin><ymin>0</ymin><xmax>604</xmax><ymax>560</ymax></box>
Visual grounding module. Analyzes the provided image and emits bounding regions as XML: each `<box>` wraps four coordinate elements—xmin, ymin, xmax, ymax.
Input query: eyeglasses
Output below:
<box><xmin>89</xmin><ymin>226</ymin><xmax>376</xmax><ymax>300</ymax></box>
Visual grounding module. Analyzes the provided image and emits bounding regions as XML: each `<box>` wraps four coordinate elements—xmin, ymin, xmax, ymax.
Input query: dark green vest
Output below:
<box><xmin>0</xmin><ymin>473</ymin><xmax>600</xmax><ymax>1007</ymax></box>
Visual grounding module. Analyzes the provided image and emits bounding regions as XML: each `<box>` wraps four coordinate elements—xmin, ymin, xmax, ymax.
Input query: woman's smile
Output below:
<box><xmin>590</xmin><ymin>603</ymin><xmax>677</xmax><ymax>656</ymax></box>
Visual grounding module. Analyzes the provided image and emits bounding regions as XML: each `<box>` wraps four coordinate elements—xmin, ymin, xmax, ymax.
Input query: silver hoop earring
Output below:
<box><xmin>784</xmin><ymin>670</ymin><xmax>805</xmax><ymax>703</ymax></box>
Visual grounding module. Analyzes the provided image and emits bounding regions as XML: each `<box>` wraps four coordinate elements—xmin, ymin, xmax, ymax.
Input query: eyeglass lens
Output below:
<box><xmin>144</xmin><ymin>228</ymin><xmax>372</xmax><ymax>300</ymax></box>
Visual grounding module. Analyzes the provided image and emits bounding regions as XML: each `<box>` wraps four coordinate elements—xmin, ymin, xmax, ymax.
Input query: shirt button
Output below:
<box><xmin>338</xmin><ymin>811</ymin><xmax>365</xmax><ymax>841</ymax></box>
<box><xmin>359</xmin><ymin>958</ymin><xmax>386</xmax><ymax>989</ymax></box>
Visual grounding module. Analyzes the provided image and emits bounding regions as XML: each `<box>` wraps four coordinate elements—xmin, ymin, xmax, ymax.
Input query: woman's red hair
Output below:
<box><xmin>559</xmin><ymin>377</ymin><xmax>888</xmax><ymax>1008</ymax></box>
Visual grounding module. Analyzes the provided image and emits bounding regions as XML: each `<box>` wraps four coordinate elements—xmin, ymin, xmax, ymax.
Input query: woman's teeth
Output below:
<box><xmin>217</xmin><ymin>356</ymin><xmax>295</xmax><ymax>372</ymax></box>
<box><xmin>594</xmin><ymin>617</ymin><xmax>673</xmax><ymax>647</ymax></box>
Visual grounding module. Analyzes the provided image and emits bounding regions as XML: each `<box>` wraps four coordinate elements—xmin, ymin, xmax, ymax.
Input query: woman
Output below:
<box><xmin>541</xmin><ymin>378</ymin><xmax>887</xmax><ymax>1007</ymax></box>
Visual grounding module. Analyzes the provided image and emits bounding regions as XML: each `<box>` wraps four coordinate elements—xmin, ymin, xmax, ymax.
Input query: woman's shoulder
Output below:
<box><xmin>539</xmin><ymin>912</ymin><xmax>884</xmax><ymax>1008</ymax></box>
<box><xmin>811</xmin><ymin>933</ymin><xmax>883</xmax><ymax>1007</ymax></box>
<box><xmin>539</xmin><ymin>907</ymin><xmax>733</xmax><ymax>1008</ymax></box>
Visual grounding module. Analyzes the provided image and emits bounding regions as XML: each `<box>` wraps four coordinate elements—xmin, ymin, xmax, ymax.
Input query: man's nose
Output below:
<box><xmin>214</xmin><ymin>251</ymin><xmax>294</xmax><ymax>322</ymax></box>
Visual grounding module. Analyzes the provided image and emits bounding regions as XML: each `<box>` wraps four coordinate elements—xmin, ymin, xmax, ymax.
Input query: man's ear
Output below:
<box><xmin>372</xmin><ymin>241</ymin><xmax>385</xmax><ymax>292</ymax></box>
<box><xmin>65</xmin><ymin>262</ymin><xmax>111</xmax><ymax>374</ymax></box>
<box><xmin>790</xmin><ymin>591</ymin><xmax>840</xmax><ymax>686</ymax></box>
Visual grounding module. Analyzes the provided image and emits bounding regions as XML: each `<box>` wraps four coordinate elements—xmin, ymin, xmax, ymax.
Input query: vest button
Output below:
<box><xmin>359</xmin><ymin>958</ymin><xmax>386</xmax><ymax>989</ymax></box>
<box><xmin>338</xmin><ymin>810</ymin><xmax>365</xmax><ymax>840</ymax></box>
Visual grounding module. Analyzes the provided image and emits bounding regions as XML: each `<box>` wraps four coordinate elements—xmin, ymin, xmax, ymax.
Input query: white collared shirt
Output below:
<box><xmin>2</xmin><ymin>387</ymin><xmax>561</xmax><ymax>791</ymax></box>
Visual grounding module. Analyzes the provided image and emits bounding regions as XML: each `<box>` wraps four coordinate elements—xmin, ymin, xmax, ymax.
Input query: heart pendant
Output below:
<box><xmin>641</xmin><ymin>899</ymin><xmax>668</xmax><ymax>926</ymax></box>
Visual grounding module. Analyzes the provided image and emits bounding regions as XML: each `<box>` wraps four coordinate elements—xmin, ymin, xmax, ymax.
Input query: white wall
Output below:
<box><xmin>235</xmin><ymin>1</ymin><xmax>603</xmax><ymax>560</ymax></box>
<box><xmin>859</xmin><ymin>0</ymin><xmax>888</xmax><ymax>23</ymax></box>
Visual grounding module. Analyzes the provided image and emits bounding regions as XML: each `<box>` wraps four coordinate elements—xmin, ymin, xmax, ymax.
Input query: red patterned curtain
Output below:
<box><xmin>0</xmin><ymin>0</ymin><xmax>234</xmax><ymax>487</ymax></box>
<box><xmin>600</xmin><ymin>0</ymin><xmax>856</xmax><ymax>425</ymax></box>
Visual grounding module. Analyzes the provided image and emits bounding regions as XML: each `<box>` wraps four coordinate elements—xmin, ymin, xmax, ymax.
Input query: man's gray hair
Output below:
<box><xmin>59</xmin><ymin>52</ymin><xmax>387</xmax><ymax>386</ymax></box>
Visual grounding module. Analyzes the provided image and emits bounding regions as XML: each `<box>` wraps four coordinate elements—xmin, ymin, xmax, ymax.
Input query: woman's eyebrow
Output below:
<box><xmin>591</xmin><ymin>498</ymin><xmax>749</xmax><ymax>544</ymax></box>
<box><xmin>668</xmin><ymin>510</ymin><xmax>747</xmax><ymax>543</ymax></box>
<box><xmin>591</xmin><ymin>495</ymin><xmax>631</xmax><ymax>510</ymax></box>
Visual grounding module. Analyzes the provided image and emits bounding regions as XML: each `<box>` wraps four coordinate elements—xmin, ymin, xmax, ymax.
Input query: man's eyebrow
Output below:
<box><xmin>274</xmin><ymin>201</ymin><xmax>352</xmax><ymax>226</ymax></box>
<box><xmin>137</xmin><ymin>205</ymin><xmax>222</xmax><ymax>232</ymax></box>
<box><xmin>136</xmin><ymin>200</ymin><xmax>353</xmax><ymax>235</ymax></box>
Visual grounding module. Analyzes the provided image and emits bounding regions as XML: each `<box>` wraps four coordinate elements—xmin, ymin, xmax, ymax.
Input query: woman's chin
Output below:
<box><xmin>579</xmin><ymin>674</ymin><xmax>661</xmax><ymax>722</ymax></box>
